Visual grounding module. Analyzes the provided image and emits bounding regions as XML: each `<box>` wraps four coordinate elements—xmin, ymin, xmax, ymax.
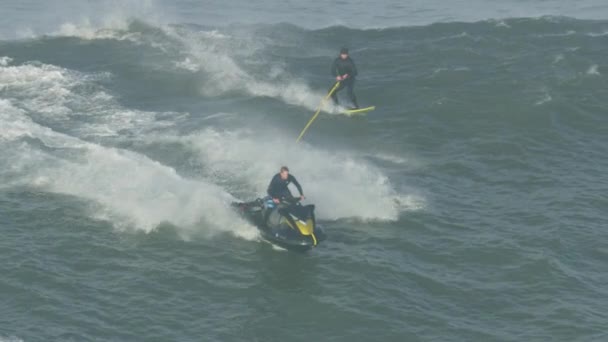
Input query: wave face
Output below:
<box><xmin>1</xmin><ymin>0</ymin><xmax>608</xmax><ymax>36</ymax></box>
<box><xmin>1</xmin><ymin>5</ymin><xmax>607</xmax><ymax>342</ymax></box>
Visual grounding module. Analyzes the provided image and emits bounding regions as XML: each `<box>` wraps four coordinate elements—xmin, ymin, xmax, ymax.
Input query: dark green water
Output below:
<box><xmin>1</xmin><ymin>2</ymin><xmax>608</xmax><ymax>341</ymax></box>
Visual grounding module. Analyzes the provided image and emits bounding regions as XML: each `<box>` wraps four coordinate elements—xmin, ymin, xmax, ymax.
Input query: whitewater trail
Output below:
<box><xmin>0</xmin><ymin>56</ymin><xmax>420</xmax><ymax>240</ymax></box>
<box><xmin>22</xmin><ymin>16</ymin><xmax>346</xmax><ymax>114</ymax></box>
<box><xmin>145</xmin><ymin>128</ymin><xmax>424</xmax><ymax>221</ymax></box>
<box><xmin>0</xmin><ymin>59</ymin><xmax>257</xmax><ymax>239</ymax></box>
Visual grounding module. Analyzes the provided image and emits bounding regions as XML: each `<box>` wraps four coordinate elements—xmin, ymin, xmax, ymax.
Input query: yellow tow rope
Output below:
<box><xmin>295</xmin><ymin>81</ymin><xmax>341</xmax><ymax>143</ymax></box>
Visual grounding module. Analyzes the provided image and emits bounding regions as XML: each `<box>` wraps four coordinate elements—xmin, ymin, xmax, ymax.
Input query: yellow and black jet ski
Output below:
<box><xmin>232</xmin><ymin>197</ymin><xmax>326</xmax><ymax>251</ymax></box>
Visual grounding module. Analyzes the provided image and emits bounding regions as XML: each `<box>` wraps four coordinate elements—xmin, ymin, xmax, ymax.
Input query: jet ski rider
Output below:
<box><xmin>267</xmin><ymin>166</ymin><xmax>305</xmax><ymax>204</ymax></box>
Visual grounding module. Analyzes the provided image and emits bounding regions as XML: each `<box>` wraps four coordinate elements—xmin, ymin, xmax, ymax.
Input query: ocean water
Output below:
<box><xmin>1</xmin><ymin>1</ymin><xmax>608</xmax><ymax>341</ymax></box>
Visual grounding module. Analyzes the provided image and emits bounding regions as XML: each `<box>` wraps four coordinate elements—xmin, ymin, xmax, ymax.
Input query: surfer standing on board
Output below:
<box><xmin>331</xmin><ymin>47</ymin><xmax>359</xmax><ymax>109</ymax></box>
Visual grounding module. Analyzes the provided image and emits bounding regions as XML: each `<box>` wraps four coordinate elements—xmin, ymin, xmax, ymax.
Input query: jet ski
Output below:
<box><xmin>232</xmin><ymin>197</ymin><xmax>326</xmax><ymax>251</ymax></box>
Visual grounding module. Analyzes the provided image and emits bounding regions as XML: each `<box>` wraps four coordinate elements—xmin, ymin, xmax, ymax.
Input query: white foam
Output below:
<box><xmin>51</xmin><ymin>14</ymin><xmax>155</xmax><ymax>43</ymax></box>
<box><xmin>162</xmin><ymin>26</ymin><xmax>341</xmax><ymax>112</ymax></box>
<box><xmin>494</xmin><ymin>20</ymin><xmax>511</xmax><ymax>28</ymax></box>
<box><xmin>0</xmin><ymin>60</ymin><xmax>177</xmax><ymax>137</ymax></box>
<box><xmin>0</xmin><ymin>337</ymin><xmax>24</xmax><ymax>342</ymax></box>
<box><xmin>0</xmin><ymin>68</ymin><xmax>256</xmax><ymax>240</ymax></box>
<box><xmin>535</xmin><ymin>93</ymin><xmax>552</xmax><ymax>106</ymax></box>
<box><xmin>11</xmin><ymin>19</ymin><xmax>344</xmax><ymax>113</ymax></box>
<box><xmin>10</xmin><ymin>1</ymin><xmax>168</xmax><ymax>41</ymax></box>
<box><xmin>41</xmin><ymin>144</ymin><xmax>256</xmax><ymax>239</ymax></box>
<box><xmin>0</xmin><ymin>62</ymin><xmax>75</xmax><ymax>118</ymax></box>
<box><xmin>55</xmin><ymin>19</ymin><xmax>128</xmax><ymax>40</ymax></box>
<box><xmin>175</xmin><ymin>57</ymin><xmax>200</xmax><ymax>72</ymax></box>
<box><xmin>270</xmin><ymin>243</ymin><xmax>288</xmax><ymax>252</ymax></box>
<box><xmin>433</xmin><ymin>32</ymin><xmax>470</xmax><ymax>42</ymax></box>
<box><xmin>161</xmin><ymin>128</ymin><xmax>412</xmax><ymax>221</ymax></box>
<box><xmin>0</xmin><ymin>56</ymin><xmax>12</xmax><ymax>66</ymax></box>
<box><xmin>5</xmin><ymin>0</ymin><xmax>608</xmax><ymax>37</ymax></box>
<box><xmin>394</xmin><ymin>194</ymin><xmax>426</xmax><ymax>212</ymax></box>
<box><xmin>587</xmin><ymin>30</ymin><xmax>608</xmax><ymax>37</ymax></box>
<box><xmin>587</xmin><ymin>64</ymin><xmax>601</xmax><ymax>76</ymax></box>
<box><xmin>553</xmin><ymin>54</ymin><xmax>564</xmax><ymax>64</ymax></box>
<box><xmin>368</xmin><ymin>153</ymin><xmax>409</xmax><ymax>165</ymax></box>
<box><xmin>0</xmin><ymin>99</ymin><xmax>85</xmax><ymax>146</ymax></box>
<box><xmin>534</xmin><ymin>30</ymin><xmax>577</xmax><ymax>38</ymax></box>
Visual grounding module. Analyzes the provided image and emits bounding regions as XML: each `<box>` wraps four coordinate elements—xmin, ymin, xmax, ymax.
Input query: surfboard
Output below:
<box><xmin>343</xmin><ymin>106</ymin><xmax>375</xmax><ymax>116</ymax></box>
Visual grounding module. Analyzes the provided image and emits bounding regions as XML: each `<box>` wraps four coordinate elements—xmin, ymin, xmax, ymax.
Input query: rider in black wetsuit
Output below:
<box><xmin>267</xmin><ymin>166</ymin><xmax>304</xmax><ymax>204</ymax></box>
<box><xmin>331</xmin><ymin>47</ymin><xmax>359</xmax><ymax>109</ymax></box>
